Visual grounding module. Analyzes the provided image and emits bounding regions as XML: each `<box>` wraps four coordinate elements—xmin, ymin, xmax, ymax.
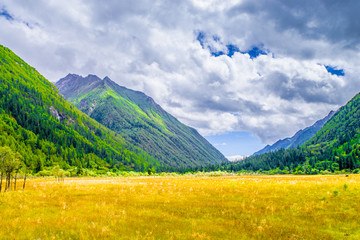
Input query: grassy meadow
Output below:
<box><xmin>0</xmin><ymin>175</ymin><xmax>359</xmax><ymax>239</ymax></box>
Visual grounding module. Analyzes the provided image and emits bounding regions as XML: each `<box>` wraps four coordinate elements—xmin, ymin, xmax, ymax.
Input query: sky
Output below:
<box><xmin>1</xmin><ymin>0</ymin><xmax>360</xmax><ymax>157</ymax></box>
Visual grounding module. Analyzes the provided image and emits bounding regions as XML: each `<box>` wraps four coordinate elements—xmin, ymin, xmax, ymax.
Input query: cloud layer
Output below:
<box><xmin>1</xmin><ymin>0</ymin><xmax>360</xmax><ymax>143</ymax></box>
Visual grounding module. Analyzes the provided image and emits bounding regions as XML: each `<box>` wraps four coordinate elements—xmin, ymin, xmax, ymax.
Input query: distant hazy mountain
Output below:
<box><xmin>253</xmin><ymin>111</ymin><xmax>335</xmax><ymax>156</ymax></box>
<box><xmin>56</xmin><ymin>74</ymin><xmax>228</xmax><ymax>168</ymax></box>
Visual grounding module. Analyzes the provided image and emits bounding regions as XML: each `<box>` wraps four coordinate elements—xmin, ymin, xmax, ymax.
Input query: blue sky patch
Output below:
<box><xmin>197</xmin><ymin>31</ymin><xmax>227</xmax><ymax>57</ymax></box>
<box><xmin>325</xmin><ymin>65</ymin><xmax>345</xmax><ymax>76</ymax></box>
<box><xmin>196</xmin><ymin>31</ymin><xmax>206</xmax><ymax>48</ymax></box>
<box><xmin>212</xmin><ymin>35</ymin><xmax>221</xmax><ymax>42</ymax></box>
<box><xmin>226</xmin><ymin>44</ymin><xmax>240</xmax><ymax>57</ymax></box>
<box><xmin>0</xmin><ymin>8</ymin><xmax>14</xmax><ymax>21</ymax></box>
<box><xmin>205</xmin><ymin>131</ymin><xmax>265</xmax><ymax>156</ymax></box>
<box><xmin>196</xmin><ymin>31</ymin><xmax>267</xmax><ymax>59</ymax></box>
<box><xmin>211</xmin><ymin>51</ymin><xmax>225</xmax><ymax>57</ymax></box>
<box><xmin>245</xmin><ymin>46</ymin><xmax>267</xmax><ymax>59</ymax></box>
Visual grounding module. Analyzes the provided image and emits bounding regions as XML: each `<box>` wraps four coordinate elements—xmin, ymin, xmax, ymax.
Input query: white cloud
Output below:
<box><xmin>214</xmin><ymin>142</ymin><xmax>227</xmax><ymax>146</ymax></box>
<box><xmin>226</xmin><ymin>155</ymin><xmax>247</xmax><ymax>162</ymax></box>
<box><xmin>1</xmin><ymin>0</ymin><xmax>360</xmax><ymax>144</ymax></box>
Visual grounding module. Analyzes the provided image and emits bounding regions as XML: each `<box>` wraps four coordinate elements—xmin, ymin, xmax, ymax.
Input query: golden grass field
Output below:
<box><xmin>0</xmin><ymin>175</ymin><xmax>359</xmax><ymax>239</ymax></box>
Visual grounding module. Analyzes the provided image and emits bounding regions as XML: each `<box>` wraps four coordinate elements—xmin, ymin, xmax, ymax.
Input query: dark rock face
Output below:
<box><xmin>49</xmin><ymin>106</ymin><xmax>61</xmax><ymax>121</ymax></box>
<box><xmin>50</xmin><ymin>106</ymin><xmax>67</xmax><ymax>121</ymax></box>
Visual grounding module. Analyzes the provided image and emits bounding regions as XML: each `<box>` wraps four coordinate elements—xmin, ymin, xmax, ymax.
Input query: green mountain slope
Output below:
<box><xmin>56</xmin><ymin>74</ymin><xmax>228</xmax><ymax>168</ymax></box>
<box><xmin>304</xmin><ymin>93</ymin><xmax>360</xmax><ymax>169</ymax></box>
<box><xmin>0</xmin><ymin>44</ymin><xmax>160</xmax><ymax>173</ymax></box>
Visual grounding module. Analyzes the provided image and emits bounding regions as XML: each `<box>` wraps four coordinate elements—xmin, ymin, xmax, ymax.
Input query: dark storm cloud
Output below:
<box><xmin>195</xmin><ymin>97</ymin><xmax>265</xmax><ymax>113</ymax></box>
<box><xmin>264</xmin><ymin>71</ymin><xmax>341</xmax><ymax>104</ymax></box>
<box><xmin>229</xmin><ymin>0</ymin><xmax>360</xmax><ymax>48</ymax></box>
<box><xmin>293</xmin><ymin>78</ymin><xmax>338</xmax><ymax>104</ymax></box>
<box><xmin>265</xmin><ymin>72</ymin><xmax>293</xmax><ymax>99</ymax></box>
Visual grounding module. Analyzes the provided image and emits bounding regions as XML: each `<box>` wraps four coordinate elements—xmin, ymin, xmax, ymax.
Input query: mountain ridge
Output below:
<box><xmin>253</xmin><ymin>110</ymin><xmax>335</xmax><ymax>156</ymax></box>
<box><xmin>56</xmin><ymin>74</ymin><xmax>228</xmax><ymax>168</ymax></box>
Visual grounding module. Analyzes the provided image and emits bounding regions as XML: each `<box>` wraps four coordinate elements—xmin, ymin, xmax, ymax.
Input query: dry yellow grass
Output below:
<box><xmin>0</xmin><ymin>175</ymin><xmax>359</xmax><ymax>239</ymax></box>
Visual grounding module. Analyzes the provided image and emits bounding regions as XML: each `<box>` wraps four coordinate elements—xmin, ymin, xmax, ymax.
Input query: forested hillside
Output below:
<box><xmin>305</xmin><ymin>93</ymin><xmax>360</xmax><ymax>169</ymax></box>
<box><xmin>0</xmin><ymin>45</ymin><xmax>160</xmax><ymax>174</ymax></box>
<box><xmin>56</xmin><ymin>74</ymin><xmax>227</xmax><ymax>168</ymax></box>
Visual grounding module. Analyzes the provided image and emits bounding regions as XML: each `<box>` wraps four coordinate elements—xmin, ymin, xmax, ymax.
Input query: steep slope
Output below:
<box><xmin>0</xmin><ymin>44</ymin><xmax>159</xmax><ymax>173</ymax></box>
<box><xmin>56</xmin><ymin>74</ymin><xmax>228</xmax><ymax>168</ymax></box>
<box><xmin>253</xmin><ymin>111</ymin><xmax>334</xmax><ymax>155</ymax></box>
<box><xmin>304</xmin><ymin>93</ymin><xmax>360</xmax><ymax>169</ymax></box>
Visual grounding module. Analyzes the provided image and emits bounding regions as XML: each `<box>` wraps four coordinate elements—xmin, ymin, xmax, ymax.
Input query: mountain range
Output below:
<box><xmin>56</xmin><ymin>74</ymin><xmax>227</xmax><ymax>168</ymax></box>
<box><xmin>2</xmin><ymin>42</ymin><xmax>360</xmax><ymax>174</ymax></box>
<box><xmin>0</xmin><ymin>44</ymin><xmax>225</xmax><ymax>174</ymax></box>
<box><xmin>253</xmin><ymin>111</ymin><xmax>335</xmax><ymax>156</ymax></box>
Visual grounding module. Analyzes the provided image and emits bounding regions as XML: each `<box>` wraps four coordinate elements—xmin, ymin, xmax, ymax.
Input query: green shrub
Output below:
<box><xmin>35</xmin><ymin>170</ymin><xmax>52</xmax><ymax>177</ymax></box>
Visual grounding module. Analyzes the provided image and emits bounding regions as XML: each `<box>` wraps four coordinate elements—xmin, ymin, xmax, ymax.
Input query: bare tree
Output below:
<box><xmin>13</xmin><ymin>153</ymin><xmax>22</xmax><ymax>191</ymax></box>
<box><xmin>23</xmin><ymin>165</ymin><xmax>30</xmax><ymax>190</ymax></box>
<box><xmin>0</xmin><ymin>155</ymin><xmax>4</xmax><ymax>192</ymax></box>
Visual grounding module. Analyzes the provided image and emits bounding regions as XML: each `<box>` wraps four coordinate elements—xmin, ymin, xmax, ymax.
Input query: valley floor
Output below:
<box><xmin>0</xmin><ymin>175</ymin><xmax>359</xmax><ymax>239</ymax></box>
